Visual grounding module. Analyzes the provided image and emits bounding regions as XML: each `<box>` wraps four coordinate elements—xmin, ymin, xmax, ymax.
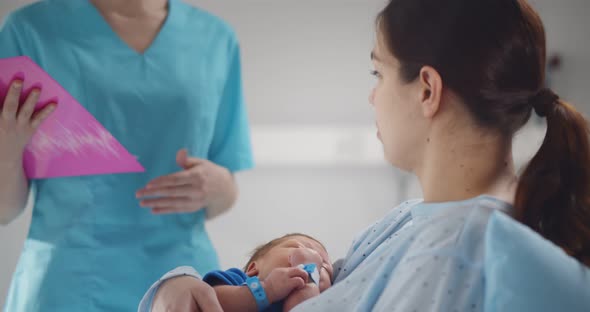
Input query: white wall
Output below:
<box><xmin>1</xmin><ymin>0</ymin><xmax>589</xmax><ymax>308</ymax></box>
<box><xmin>191</xmin><ymin>0</ymin><xmax>387</xmax><ymax>125</ymax></box>
<box><xmin>194</xmin><ymin>0</ymin><xmax>590</xmax><ymax>120</ymax></box>
<box><xmin>530</xmin><ymin>0</ymin><xmax>590</xmax><ymax>110</ymax></box>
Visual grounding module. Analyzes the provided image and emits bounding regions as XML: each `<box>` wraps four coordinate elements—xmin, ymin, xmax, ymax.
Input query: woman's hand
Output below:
<box><xmin>282</xmin><ymin>283</ymin><xmax>320</xmax><ymax>312</ymax></box>
<box><xmin>136</xmin><ymin>149</ymin><xmax>236</xmax><ymax>215</ymax></box>
<box><xmin>0</xmin><ymin>80</ymin><xmax>55</xmax><ymax>165</ymax></box>
<box><xmin>151</xmin><ymin>276</ymin><xmax>223</xmax><ymax>312</ymax></box>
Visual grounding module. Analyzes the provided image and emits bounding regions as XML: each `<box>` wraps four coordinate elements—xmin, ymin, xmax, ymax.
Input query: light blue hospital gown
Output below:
<box><xmin>293</xmin><ymin>195</ymin><xmax>510</xmax><ymax>312</ymax></box>
<box><xmin>0</xmin><ymin>0</ymin><xmax>253</xmax><ymax>311</ymax></box>
<box><xmin>141</xmin><ymin>195</ymin><xmax>511</xmax><ymax>312</ymax></box>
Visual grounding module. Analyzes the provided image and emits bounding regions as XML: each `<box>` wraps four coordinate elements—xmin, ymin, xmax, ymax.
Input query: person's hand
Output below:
<box><xmin>0</xmin><ymin>80</ymin><xmax>55</xmax><ymax>165</ymax></box>
<box><xmin>260</xmin><ymin>267</ymin><xmax>309</xmax><ymax>304</ymax></box>
<box><xmin>282</xmin><ymin>283</ymin><xmax>320</xmax><ymax>312</ymax></box>
<box><xmin>136</xmin><ymin>149</ymin><xmax>235</xmax><ymax>215</ymax></box>
<box><xmin>151</xmin><ymin>276</ymin><xmax>223</xmax><ymax>312</ymax></box>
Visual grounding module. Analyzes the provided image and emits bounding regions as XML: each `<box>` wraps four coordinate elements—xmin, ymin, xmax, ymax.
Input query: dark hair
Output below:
<box><xmin>378</xmin><ymin>0</ymin><xmax>590</xmax><ymax>265</ymax></box>
<box><xmin>243</xmin><ymin>233</ymin><xmax>327</xmax><ymax>271</ymax></box>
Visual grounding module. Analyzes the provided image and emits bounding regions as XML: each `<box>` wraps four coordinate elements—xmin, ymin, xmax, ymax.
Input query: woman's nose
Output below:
<box><xmin>369</xmin><ymin>88</ymin><xmax>376</xmax><ymax>107</ymax></box>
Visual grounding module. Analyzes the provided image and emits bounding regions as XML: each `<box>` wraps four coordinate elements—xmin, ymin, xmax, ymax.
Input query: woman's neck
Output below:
<box><xmin>91</xmin><ymin>0</ymin><xmax>167</xmax><ymax>17</ymax></box>
<box><xmin>416</xmin><ymin>129</ymin><xmax>518</xmax><ymax>204</ymax></box>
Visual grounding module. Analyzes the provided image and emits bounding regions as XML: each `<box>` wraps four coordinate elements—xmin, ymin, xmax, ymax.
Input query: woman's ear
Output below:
<box><xmin>418</xmin><ymin>66</ymin><xmax>443</xmax><ymax>119</ymax></box>
<box><xmin>245</xmin><ymin>262</ymin><xmax>260</xmax><ymax>277</ymax></box>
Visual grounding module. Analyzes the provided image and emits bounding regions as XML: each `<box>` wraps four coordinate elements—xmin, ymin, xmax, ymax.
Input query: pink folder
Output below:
<box><xmin>0</xmin><ymin>56</ymin><xmax>145</xmax><ymax>179</ymax></box>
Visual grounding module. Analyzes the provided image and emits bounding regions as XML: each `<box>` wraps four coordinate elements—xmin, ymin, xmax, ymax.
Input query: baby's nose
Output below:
<box><xmin>289</xmin><ymin>247</ymin><xmax>322</xmax><ymax>267</ymax></box>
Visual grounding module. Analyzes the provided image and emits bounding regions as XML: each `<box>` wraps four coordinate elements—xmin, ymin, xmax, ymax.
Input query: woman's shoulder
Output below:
<box><xmin>346</xmin><ymin>200</ymin><xmax>420</xmax><ymax>254</ymax></box>
<box><xmin>174</xmin><ymin>0</ymin><xmax>238</xmax><ymax>42</ymax></box>
<box><xmin>4</xmin><ymin>0</ymin><xmax>62</xmax><ymax>21</ymax></box>
<box><xmin>408</xmin><ymin>195</ymin><xmax>513</xmax><ymax>264</ymax></box>
<box><xmin>2</xmin><ymin>0</ymin><xmax>67</xmax><ymax>33</ymax></box>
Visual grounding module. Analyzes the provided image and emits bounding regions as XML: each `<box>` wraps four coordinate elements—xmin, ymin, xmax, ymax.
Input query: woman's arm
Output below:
<box><xmin>282</xmin><ymin>284</ymin><xmax>321</xmax><ymax>312</ymax></box>
<box><xmin>0</xmin><ymin>162</ymin><xmax>28</xmax><ymax>225</ymax></box>
<box><xmin>150</xmin><ymin>276</ymin><xmax>223</xmax><ymax>312</ymax></box>
<box><xmin>211</xmin><ymin>285</ymin><xmax>258</xmax><ymax>312</ymax></box>
<box><xmin>141</xmin><ymin>266</ymin><xmax>222</xmax><ymax>312</ymax></box>
<box><xmin>0</xmin><ymin>80</ymin><xmax>54</xmax><ymax>224</ymax></box>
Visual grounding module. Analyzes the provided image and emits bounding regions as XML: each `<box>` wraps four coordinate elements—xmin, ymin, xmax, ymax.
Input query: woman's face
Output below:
<box><xmin>369</xmin><ymin>33</ymin><xmax>428</xmax><ymax>171</ymax></box>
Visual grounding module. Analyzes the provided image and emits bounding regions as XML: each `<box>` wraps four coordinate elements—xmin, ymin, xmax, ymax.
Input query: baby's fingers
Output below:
<box><xmin>286</xmin><ymin>276</ymin><xmax>306</xmax><ymax>291</ymax></box>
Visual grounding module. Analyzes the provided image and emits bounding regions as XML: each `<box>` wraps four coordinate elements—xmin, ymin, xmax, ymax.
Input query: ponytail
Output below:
<box><xmin>515</xmin><ymin>90</ymin><xmax>590</xmax><ymax>266</ymax></box>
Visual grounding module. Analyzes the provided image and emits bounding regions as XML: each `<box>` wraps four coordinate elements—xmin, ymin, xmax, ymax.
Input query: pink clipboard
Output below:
<box><xmin>0</xmin><ymin>56</ymin><xmax>145</xmax><ymax>179</ymax></box>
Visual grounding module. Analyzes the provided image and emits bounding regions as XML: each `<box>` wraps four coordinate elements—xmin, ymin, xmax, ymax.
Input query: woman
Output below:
<box><xmin>146</xmin><ymin>0</ymin><xmax>590</xmax><ymax>311</ymax></box>
<box><xmin>0</xmin><ymin>0</ymin><xmax>253</xmax><ymax>311</ymax></box>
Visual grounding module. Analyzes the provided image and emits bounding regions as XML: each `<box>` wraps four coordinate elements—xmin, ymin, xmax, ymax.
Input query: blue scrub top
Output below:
<box><xmin>0</xmin><ymin>0</ymin><xmax>253</xmax><ymax>311</ymax></box>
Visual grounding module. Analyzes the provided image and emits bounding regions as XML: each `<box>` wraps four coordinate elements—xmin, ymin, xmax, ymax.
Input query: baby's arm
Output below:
<box><xmin>282</xmin><ymin>284</ymin><xmax>320</xmax><ymax>312</ymax></box>
<box><xmin>212</xmin><ymin>267</ymin><xmax>309</xmax><ymax>312</ymax></box>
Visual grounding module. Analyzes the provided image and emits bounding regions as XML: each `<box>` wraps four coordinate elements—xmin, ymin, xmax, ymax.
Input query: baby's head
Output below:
<box><xmin>244</xmin><ymin>233</ymin><xmax>333</xmax><ymax>292</ymax></box>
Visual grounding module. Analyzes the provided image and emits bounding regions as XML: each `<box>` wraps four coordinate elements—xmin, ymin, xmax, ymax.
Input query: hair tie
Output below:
<box><xmin>531</xmin><ymin>88</ymin><xmax>559</xmax><ymax>117</ymax></box>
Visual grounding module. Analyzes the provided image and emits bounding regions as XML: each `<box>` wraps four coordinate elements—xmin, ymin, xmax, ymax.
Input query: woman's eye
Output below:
<box><xmin>370</xmin><ymin>70</ymin><xmax>382</xmax><ymax>79</ymax></box>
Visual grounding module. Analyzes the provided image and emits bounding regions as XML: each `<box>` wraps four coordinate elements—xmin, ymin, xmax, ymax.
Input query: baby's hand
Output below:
<box><xmin>261</xmin><ymin>267</ymin><xmax>309</xmax><ymax>303</ymax></box>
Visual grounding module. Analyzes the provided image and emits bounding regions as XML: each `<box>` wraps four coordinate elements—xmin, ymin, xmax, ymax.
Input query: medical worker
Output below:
<box><xmin>0</xmin><ymin>0</ymin><xmax>253</xmax><ymax>311</ymax></box>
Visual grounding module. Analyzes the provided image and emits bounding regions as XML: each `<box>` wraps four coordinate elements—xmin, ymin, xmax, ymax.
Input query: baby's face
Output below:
<box><xmin>253</xmin><ymin>236</ymin><xmax>333</xmax><ymax>292</ymax></box>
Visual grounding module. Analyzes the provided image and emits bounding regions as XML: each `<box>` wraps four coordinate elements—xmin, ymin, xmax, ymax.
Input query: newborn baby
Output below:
<box><xmin>202</xmin><ymin>233</ymin><xmax>333</xmax><ymax>312</ymax></box>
